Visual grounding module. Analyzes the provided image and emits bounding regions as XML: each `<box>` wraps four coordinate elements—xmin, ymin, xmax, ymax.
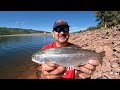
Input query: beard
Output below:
<box><xmin>56</xmin><ymin>34</ymin><xmax>69</xmax><ymax>44</ymax></box>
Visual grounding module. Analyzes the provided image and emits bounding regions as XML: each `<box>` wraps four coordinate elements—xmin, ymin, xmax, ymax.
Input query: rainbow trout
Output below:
<box><xmin>31</xmin><ymin>46</ymin><xmax>104</xmax><ymax>67</ymax></box>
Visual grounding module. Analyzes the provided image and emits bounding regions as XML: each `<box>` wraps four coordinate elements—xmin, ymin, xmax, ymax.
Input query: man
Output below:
<box><xmin>36</xmin><ymin>19</ymin><xmax>100</xmax><ymax>79</ymax></box>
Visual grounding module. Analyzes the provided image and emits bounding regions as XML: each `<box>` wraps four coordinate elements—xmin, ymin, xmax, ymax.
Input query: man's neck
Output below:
<box><xmin>55</xmin><ymin>41</ymin><xmax>68</xmax><ymax>47</ymax></box>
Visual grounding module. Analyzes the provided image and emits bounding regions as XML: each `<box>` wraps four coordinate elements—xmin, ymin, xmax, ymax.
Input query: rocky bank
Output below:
<box><xmin>68</xmin><ymin>25</ymin><xmax>120</xmax><ymax>79</ymax></box>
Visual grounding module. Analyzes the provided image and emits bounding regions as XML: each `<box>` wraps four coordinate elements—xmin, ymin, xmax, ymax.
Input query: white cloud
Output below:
<box><xmin>15</xmin><ymin>22</ymin><xmax>19</xmax><ymax>23</ymax></box>
<box><xmin>15</xmin><ymin>21</ymin><xmax>24</xmax><ymax>24</ymax></box>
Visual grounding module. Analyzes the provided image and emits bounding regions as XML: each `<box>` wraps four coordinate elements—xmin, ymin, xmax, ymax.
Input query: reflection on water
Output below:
<box><xmin>0</xmin><ymin>36</ymin><xmax>54</xmax><ymax>79</ymax></box>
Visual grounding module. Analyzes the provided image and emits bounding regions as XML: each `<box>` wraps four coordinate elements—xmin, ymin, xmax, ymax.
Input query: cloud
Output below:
<box><xmin>15</xmin><ymin>21</ymin><xmax>24</xmax><ymax>24</ymax></box>
<box><xmin>15</xmin><ymin>22</ymin><xmax>19</xmax><ymax>23</ymax></box>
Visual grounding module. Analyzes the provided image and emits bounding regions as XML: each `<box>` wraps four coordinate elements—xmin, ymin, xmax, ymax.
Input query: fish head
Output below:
<box><xmin>31</xmin><ymin>51</ymin><xmax>44</xmax><ymax>64</ymax></box>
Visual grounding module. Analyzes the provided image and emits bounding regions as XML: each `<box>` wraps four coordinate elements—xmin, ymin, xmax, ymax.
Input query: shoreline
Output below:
<box><xmin>0</xmin><ymin>33</ymin><xmax>75</xmax><ymax>37</ymax></box>
<box><xmin>0</xmin><ymin>33</ymin><xmax>52</xmax><ymax>37</ymax></box>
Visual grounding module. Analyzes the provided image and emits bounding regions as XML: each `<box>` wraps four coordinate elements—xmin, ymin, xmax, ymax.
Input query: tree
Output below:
<box><xmin>96</xmin><ymin>11</ymin><xmax>107</xmax><ymax>28</ymax></box>
<box><xmin>95</xmin><ymin>11</ymin><xmax>120</xmax><ymax>28</ymax></box>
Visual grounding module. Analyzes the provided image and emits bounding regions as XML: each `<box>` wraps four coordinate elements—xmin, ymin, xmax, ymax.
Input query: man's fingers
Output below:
<box><xmin>50</xmin><ymin>66</ymin><xmax>66</xmax><ymax>75</ymax></box>
<box><xmin>43</xmin><ymin>71</ymin><xmax>60</xmax><ymax>79</ymax></box>
<box><xmin>83</xmin><ymin>64</ymin><xmax>95</xmax><ymax>70</ymax></box>
<box><xmin>45</xmin><ymin>62</ymin><xmax>58</xmax><ymax>67</ymax></box>
<box><xmin>43</xmin><ymin>66</ymin><xmax>66</xmax><ymax>79</ymax></box>
<box><xmin>79</xmin><ymin>73</ymin><xmax>91</xmax><ymax>79</ymax></box>
<box><xmin>43</xmin><ymin>65</ymin><xmax>66</xmax><ymax>75</ymax></box>
<box><xmin>46</xmin><ymin>75</ymin><xmax>60</xmax><ymax>79</ymax></box>
<box><xmin>88</xmin><ymin>60</ymin><xmax>100</xmax><ymax>66</ymax></box>
<box><xmin>42</xmin><ymin>64</ymin><xmax>56</xmax><ymax>71</ymax></box>
<box><xmin>79</xmin><ymin>67</ymin><xmax>92</xmax><ymax>75</ymax></box>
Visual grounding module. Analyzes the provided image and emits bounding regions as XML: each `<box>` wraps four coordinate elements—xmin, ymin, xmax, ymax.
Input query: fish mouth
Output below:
<box><xmin>32</xmin><ymin>58</ymin><xmax>42</xmax><ymax>64</ymax></box>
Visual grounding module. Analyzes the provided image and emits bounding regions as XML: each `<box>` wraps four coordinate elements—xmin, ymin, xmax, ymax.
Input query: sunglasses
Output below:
<box><xmin>54</xmin><ymin>27</ymin><xmax>69</xmax><ymax>33</ymax></box>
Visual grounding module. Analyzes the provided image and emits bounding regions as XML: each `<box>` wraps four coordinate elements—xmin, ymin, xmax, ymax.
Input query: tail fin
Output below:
<box><xmin>101</xmin><ymin>51</ymin><xmax>105</xmax><ymax>57</ymax></box>
<box><xmin>98</xmin><ymin>51</ymin><xmax>105</xmax><ymax>64</ymax></box>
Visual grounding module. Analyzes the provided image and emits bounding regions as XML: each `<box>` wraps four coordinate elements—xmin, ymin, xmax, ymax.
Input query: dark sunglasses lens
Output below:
<box><xmin>64</xmin><ymin>27</ymin><xmax>69</xmax><ymax>32</ymax></box>
<box><xmin>55</xmin><ymin>27</ymin><xmax>61</xmax><ymax>32</ymax></box>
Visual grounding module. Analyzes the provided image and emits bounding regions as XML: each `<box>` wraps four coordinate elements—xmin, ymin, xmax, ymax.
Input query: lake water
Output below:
<box><xmin>0</xmin><ymin>36</ymin><xmax>54</xmax><ymax>79</ymax></box>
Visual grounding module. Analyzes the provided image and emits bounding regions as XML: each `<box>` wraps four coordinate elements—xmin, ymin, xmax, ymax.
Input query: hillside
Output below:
<box><xmin>0</xmin><ymin>27</ymin><xmax>49</xmax><ymax>35</ymax></box>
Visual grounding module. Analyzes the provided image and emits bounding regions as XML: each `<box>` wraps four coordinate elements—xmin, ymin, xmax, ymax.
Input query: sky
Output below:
<box><xmin>0</xmin><ymin>11</ymin><xmax>98</xmax><ymax>32</ymax></box>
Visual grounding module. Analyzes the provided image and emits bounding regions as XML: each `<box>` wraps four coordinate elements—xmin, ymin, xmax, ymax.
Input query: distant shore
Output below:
<box><xmin>0</xmin><ymin>33</ymin><xmax>52</xmax><ymax>37</ymax></box>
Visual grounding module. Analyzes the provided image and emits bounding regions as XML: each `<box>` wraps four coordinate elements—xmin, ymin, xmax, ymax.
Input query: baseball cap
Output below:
<box><xmin>53</xmin><ymin>19</ymin><xmax>70</xmax><ymax>29</ymax></box>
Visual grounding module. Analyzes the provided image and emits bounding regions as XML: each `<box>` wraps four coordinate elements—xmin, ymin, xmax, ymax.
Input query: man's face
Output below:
<box><xmin>52</xmin><ymin>25</ymin><xmax>70</xmax><ymax>44</ymax></box>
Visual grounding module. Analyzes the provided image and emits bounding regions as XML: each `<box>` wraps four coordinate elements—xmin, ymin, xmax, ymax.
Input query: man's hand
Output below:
<box><xmin>75</xmin><ymin>59</ymin><xmax>100</xmax><ymax>79</ymax></box>
<box><xmin>40</xmin><ymin>62</ymin><xmax>66</xmax><ymax>79</ymax></box>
